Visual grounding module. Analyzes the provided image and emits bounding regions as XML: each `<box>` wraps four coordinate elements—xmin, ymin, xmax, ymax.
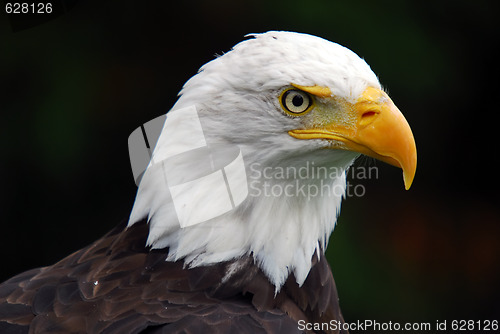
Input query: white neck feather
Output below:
<box><xmin>128</xmin><ymin>108</ymin><xmax>357</xmax><ymax>289</ymax></box>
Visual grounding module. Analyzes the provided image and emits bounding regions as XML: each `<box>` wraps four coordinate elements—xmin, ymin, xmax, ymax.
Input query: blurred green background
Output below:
<box><xmin>1</xmin><ymin>0</ymin><xmax>498</xmax><ymax>331</ymax></box>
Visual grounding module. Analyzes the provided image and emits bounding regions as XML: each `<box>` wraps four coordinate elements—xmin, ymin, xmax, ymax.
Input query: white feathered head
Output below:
<box><xmin>129</xmin><ymin>31</ymin><xmax>416</xmax><ymax>290</ymax></box>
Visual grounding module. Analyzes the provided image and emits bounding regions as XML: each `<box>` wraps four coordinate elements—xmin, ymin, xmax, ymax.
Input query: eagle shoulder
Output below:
<box><xmin>0</xmin><ymin>221</ymin><xmax>347</xmax><ymax>334</ymax></box>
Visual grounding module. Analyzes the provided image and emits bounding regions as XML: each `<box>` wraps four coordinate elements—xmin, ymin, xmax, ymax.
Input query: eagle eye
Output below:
<box><xmin>280</xmin><ymin>89</ymin><xmax>313</xmax><ymax>116</ymax></box>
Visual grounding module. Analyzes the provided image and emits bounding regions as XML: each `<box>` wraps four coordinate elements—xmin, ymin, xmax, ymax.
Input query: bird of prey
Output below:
<box><xmin>0</xmin><ymin>31</ymin><xmax>416</xmax><ymax>333</ymax></box>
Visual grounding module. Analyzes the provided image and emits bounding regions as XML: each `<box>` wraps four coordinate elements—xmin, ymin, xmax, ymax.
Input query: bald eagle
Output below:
<box><xmin>0</xmin><ymin>32</ymin><xmax>416</xmax><ymax>334</ymax></box>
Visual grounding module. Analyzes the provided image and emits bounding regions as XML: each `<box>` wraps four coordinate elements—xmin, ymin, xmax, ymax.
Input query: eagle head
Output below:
<box><xmin>129</xmin><ymin>31</ymin><xmax>417</xmax><ymax>290</ymax></box>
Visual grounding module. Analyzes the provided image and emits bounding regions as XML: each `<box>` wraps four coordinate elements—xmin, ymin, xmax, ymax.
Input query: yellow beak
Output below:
<box><xmin>288</xmin><ymin>86</ymin><xmax>417</xmax><ymax>190</ymax></box>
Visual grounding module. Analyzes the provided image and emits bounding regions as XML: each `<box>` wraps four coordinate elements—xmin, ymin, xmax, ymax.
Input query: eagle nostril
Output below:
<box><xmin>362</xmin><ymin>111</ymin><xmax>377</xmax><ymax>118</ymax></box>
<box><xmin>359</xmin><ymin>110</ymin><xmax>379</xmax><ymax>126</ymax></box>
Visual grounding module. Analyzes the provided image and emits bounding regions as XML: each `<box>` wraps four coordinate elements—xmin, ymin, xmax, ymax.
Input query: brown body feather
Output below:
<box><xmin>0</xmin><ymin>220</ymin><xmax>347</xmax><ymax>333</ymax></box>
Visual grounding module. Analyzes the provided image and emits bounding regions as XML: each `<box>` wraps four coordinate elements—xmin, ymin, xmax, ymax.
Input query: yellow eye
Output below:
<box><xmin>280</xmin><ymin>89</ymin><xmax>313</xmax><ymax>115</ymax></box>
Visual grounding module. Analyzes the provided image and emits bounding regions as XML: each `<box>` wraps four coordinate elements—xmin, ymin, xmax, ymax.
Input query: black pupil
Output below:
<box><xmin>292</xmin><ymin>94</ymin><xmax>304</xmax><ymax>107</ymax></box>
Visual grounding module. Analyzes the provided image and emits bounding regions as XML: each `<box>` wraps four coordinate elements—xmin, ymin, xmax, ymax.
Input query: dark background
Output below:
<box><xmin>1</xmin><ymin>0</ymin><xmax>499</xmax><ymax>331</ymax></box>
